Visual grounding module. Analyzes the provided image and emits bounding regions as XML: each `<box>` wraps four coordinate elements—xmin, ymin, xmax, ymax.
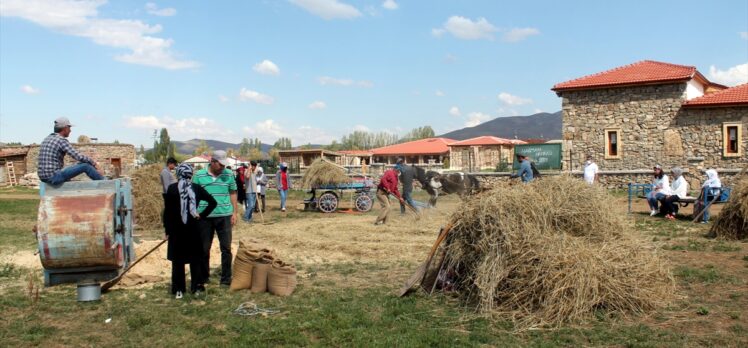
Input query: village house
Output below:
<box><xmin>552</xmin><ymin>60</ymin><xmax>747</xmax><ymax>188</ymax></box>
<box><xmin>448</xmin><ymin>136</ymin><xmax>527</xmax><ymax>172</ymax></box>
<box><xmin>371</xmin><ymin>137</ymin><xmax>455</xmax><ymax>166</ymax></box>
<box><xmin>278</xmin><ymin>149</ymin><xmax>344</xmax><ymax>174</ymax></box>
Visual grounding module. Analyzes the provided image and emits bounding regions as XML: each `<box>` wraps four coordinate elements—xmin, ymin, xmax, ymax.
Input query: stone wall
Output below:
<box><xmin>559</xmin><ymin>83</ymin><xmax>747</xmax><ymax>186</ymax></box>
<box><xmin>26</xmin><ymin>143</ymin><xmax>137</xmax><ymax>178</ymax></box>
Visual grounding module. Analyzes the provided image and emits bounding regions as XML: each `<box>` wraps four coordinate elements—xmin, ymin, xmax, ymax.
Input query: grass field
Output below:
<box><xmin>0</xmin><ymin>187</ymin><xmax>746</xmax><ymax>347</ymax></box>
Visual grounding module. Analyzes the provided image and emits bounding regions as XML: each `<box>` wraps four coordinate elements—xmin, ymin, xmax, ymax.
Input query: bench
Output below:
<box><xmin>627</xmin><ymin>183</ymin><xmax>732</xmax><ymax>222</ymax></box>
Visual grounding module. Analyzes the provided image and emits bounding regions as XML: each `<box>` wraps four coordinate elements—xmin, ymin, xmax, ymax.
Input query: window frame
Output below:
<box><xmin>604</xmin><ymin>128</ymin><xmax>622</xmax><ymax>159</ymax></box>
<box><xmin>722</xmin><ymin>122</ymin><xmax>743</xmax><ymax>158</ymax></box>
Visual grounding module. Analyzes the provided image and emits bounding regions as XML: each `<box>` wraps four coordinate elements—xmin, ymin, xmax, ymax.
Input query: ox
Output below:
<box><xmin>413</xmin><ymin>166</ymin><xmax>480</xmax><ymax>207</ymax></box>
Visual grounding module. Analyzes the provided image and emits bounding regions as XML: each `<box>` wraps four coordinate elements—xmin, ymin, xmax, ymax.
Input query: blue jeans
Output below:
<box><xmin>45</xmin><ymin>163</ymin><xmax>104</xmax><ymax>186</ymax></box>
<box><xmin>400</xmin><ymin>191</ymin><xmax>417</xmax><ymax>213</ymax></box>
<box><xmin>647</xmin><ymin>192</ymin><xmax>666</xmax><ymax>211</ymax></box>
<box><xmin>243</xmin><ymin>193</ymin><xmax>256</xmax><ymax>221</ymax></box>
<box><xmin>279</xmin><ymin>189</ymin><xmax>288</xmax><ymax>210</ymax></box>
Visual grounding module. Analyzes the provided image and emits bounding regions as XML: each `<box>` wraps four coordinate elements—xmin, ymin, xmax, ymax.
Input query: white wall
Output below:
<box><xmin>685</xmin><ymin>79</ymin><xmax>705</xmax><ymax>100</ymax></box>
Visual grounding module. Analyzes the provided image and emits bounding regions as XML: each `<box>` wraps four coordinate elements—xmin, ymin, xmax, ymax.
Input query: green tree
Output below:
<box><xmin>268</xmin><ymin>148</ymin><xmax>280</xmax><ymax>162</ymax></box>
<box><xmin>193</xmin><ymin>140</ymin><xmax>211</xmax><ymax>155</ymax></box>
<box><xmin>248</xmin><ymin>148</ymin><xmax>262</xmax><ymax>160</ymax></box>
<box><xmin>273</xmin><ymin>137</ymin><xmax>292</xmax><ymax>150</ymax></box>
<box><xmin>239</xmin><ymin>138</ymin><xmax>251</xmax><ymax>156</ymax></box>
<box><xmin>401</xmin><ymin>126</ymin><xmax>435</xmax><ymax>142</ymax></box>
<box><xmin>155</xmin><ymin>128</ymin><xmax>171</xmax><ymax>162</ymax></box>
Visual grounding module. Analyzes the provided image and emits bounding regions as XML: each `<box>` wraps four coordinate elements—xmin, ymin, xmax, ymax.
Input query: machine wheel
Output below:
<box><xmin>354</xmin><ymin>194</ymin><xmax>373</xmax><ymax>212</ymax></box>
<box><xmin>318</xmin><ymin>192</ymin><xmax>338</xmax><ymax>213</ymax></box>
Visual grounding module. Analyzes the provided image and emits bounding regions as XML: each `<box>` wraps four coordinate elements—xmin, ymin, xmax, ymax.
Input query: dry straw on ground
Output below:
<box><xmin>130</xmin><ymin>164</ymin><xmax>164</xmax><ymax>230</ymax></box>
<box><xmin>709</xmin><ymin>166</ymin><xmax>748</xmax><ymax>240</ymax></box>
<box><xmin>300</xmin><ymin>158</ymin><xmax>350</xmax><ymax>189</ymax></box>
<box><xmin>442</xmin><ymin>176</ymin><xmax>675</xmax><ymax>328</ymax></box>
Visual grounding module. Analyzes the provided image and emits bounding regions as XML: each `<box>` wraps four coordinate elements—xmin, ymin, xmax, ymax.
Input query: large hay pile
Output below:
<box><xmin>443</xmin><ymin>176</ymin><xmax>675</xmax><ymax>328</ymax></box>
<box><xmin>130</xmin><ymin>164</ymin><xmax>165</xmax><ymax>230</ymax></box>
<box><xmin>709</xmin><ymin>167</ymin><xmax>748</xmax><ymax>240</ymax></box>
<box><xmin>300</xmin><ymin>158</ymin><xmax>350</xmax><ymax>188</ymax></box>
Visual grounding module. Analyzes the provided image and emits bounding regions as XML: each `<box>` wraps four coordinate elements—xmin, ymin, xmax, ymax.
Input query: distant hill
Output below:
<box><xmin>172</xmin><ymin>139</ymin><xmax>272</xmax><ymax>155</ymax></box>
<box><xmin>439</xmin><ymin>111</ymin><xmax>562</xmax><ymax>141</ymax></box>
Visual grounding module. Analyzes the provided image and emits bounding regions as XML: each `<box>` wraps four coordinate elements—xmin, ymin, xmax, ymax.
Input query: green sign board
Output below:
<box><xmin>512</xmin><ymin>143</ymin><xmax>562</xmax><ymax>170</ymax></box>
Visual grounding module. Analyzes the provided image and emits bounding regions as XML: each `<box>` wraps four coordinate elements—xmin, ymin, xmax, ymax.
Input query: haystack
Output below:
<box><xmin>130</xmin><ymin>164</ymin><xmax>164</xmax><ymax>230</ymax></box>
<box><xmin>300</xmin><ymin>158</ymin><xmax>350</xmax><ymax>188</ymax></box>
<box><xmin>441</xmin><ymin>176</ymin><xmax>675</xmax><ymax>328</ymax></box>
<box><xmin>709</xmin><ymin>167</ymin><xmax>748</xmax><ymax>240</ymax></box>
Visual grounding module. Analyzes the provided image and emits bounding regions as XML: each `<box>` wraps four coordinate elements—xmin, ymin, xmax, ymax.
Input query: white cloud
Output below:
<box><xmin>218</xmin><ymin>95</ymin><xmax>229</xmax><ymax>103</ymax></box>
<box><xmin>449</xmin><ymin>106</ymin><xmax>461</xmax><ymax>117</ymax></box>
<box><xmin>318</xmin><ymin>76</ymin><xmax>373</xmax><ymax>88</ymax></box>
<box><xmin>352</xmin><ymin>124</ymin><xmax>370</xmax><ymax>132</ymax></box>
<box><xmin>308</xmin><ymin>101</ymin><xmax>327</xmax><ymax>109</ymax></box>
<box><xmin>465</xmin><ymin>112</ymin><xmax>492</xmax><ymax>127</ymax></box>
<box><xmin>502</xmin><ymin>27</ymin><xmax>540</xmax><ymax>42</ymax></box>
<box><xmin>242</xmin><ymin>119</ymin><xmax>285</xmax><ymax>140</ymax></box>
<box><xmin>238</xmin><ymin>88</ymin><xmax>275</xmax><ymax>104</ymax></box>
<box><xmin>295</xmin><ymin>125</ymin><xmax>337</xmax><ymax>145</ymax></box>
<box><xmin>253</xmin><ymin>59</ymin><xmax>280</xmax><ymax>76</ymax></box>
<box><xmin>145</xmin><ymin>2</ymin><xmax>176</xmax><ymax>17</ymax></box>
<box><xmin>708</xmin><ymin>63</ymin><xmax>748</xmax><ymax>86</ymax></box>
<box><xmin>498</xmin><ymin>92</ymin><xmax>532</xmax><ymax>106</ymax></box>
<box><xmin>435</xmin><ymin>90</ymin><xmax>445</xmax><ymax>97</ymax></box>
<box><xmin>124</xmin><ymin>115</ymin><xmax>235</xmax><ymax>140</ymax></box>
<box><xmin>0</xmin><ymin>0</ymin><xmax>197</xmax><ymax>70</ymax></box>
<box><xmin>290</xmin><ymin>0</ymin><xmax>361</xmax><ymax>20</ymax></box>
<box><xmin>434</xmin><ymin>16</ymin><xmax>497</xmax><ymax>40</ymax></box>
<box><xmin>20</xmin><ymin>85</ymin><xmax>40</xmax><ymax>94</ymax></box>
<box><xmin>740</xmin><ymin>32</ymin><xmax>748</xmax><ymax>40</ymax></box>
<box><xmin>382</xmin><ymin>0</ymin><xmax>398</xmax><ymax>10</ymax></box>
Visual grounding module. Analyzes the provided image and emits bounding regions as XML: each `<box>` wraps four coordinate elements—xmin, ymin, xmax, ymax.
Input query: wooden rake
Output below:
<box><xmin>398</xmin><ymin>221</ymin><xmax>454</xmax><ymax>297</ymax></box>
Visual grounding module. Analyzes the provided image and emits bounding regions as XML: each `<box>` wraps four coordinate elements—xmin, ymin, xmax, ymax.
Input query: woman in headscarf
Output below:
<box><xmin>695</xmin><ymin>169</ymin><xmax>722</xmax><ymax>223</ymax></box>
<box><xmin>647</xmin><ymin>164</ymin><xmax>671</xmax><ymax>216</ymax></box>
<box><xmin>163</xmin><ymin>163</ymin><xmax>217</xmax><ymax>299</ymax></box>
<box><xmin>660</xmin><ymin>167</ymin><xmax>688</xmax><ymax>220</ymax></box>
<box><xmin>255</xmin><ymin>166</ymin><xmax>268</xmax><ymax>213</ymax></box>
<box><xmin>276</xmin><ymin>162</ymin><xmax>292</xmax><ymax>212</ymax></box>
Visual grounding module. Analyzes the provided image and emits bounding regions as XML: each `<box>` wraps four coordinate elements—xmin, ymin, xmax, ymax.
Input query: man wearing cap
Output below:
<box><xmin>192</xmin><ymin>150</ymin><xmax>238</xmax><ymax>286</ymax></box>
<box><xmin>37</xmin><ymin>117</ymin><xmax>104</xmax><ymax>186</ymax></box>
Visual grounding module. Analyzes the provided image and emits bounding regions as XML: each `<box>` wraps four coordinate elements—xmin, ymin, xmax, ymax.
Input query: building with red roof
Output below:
<box><xmin>552</xmin><ymin>60</ymin><xmax>746</xmax><ymax>186</ymax></box>
<box><xmin>447</xmin><ymin>136</ymin><xmax>527</xmax><ymax>171</ymax></box>
<box><xmin>370</xmin><ymin>137</ymin><xmax>455</xmax><ymax>165</ymax></box>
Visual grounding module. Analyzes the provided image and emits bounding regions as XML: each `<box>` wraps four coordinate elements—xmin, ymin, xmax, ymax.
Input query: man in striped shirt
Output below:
<box><xmin>192</xmin><ymin>150</ymin><xmax>238</xmax><ymax>286</ymax></box>
<box><xmin>37</xmin><ymin>117</ymin><xmax>104</xmax><ymax>186</ymax></box>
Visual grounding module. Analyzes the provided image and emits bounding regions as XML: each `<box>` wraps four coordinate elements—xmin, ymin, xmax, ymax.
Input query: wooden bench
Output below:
<box><xmin>627</xmin><ymin>183</ymin><xmax>732</xmax><ymax>222</ymax></box>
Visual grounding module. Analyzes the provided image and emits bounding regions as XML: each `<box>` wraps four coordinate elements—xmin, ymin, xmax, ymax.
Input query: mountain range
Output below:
<box><xmin>168</xmin><ymin>111</ymin><xmax>562</xmax><ymax>155</ymax></box>
<box><xmin>439</xmin><ymin>111</ymin><xmax>562</xmax><ymax>141</ymax></box>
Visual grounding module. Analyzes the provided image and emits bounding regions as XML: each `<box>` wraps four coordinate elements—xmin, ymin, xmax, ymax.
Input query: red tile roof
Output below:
<box><xmin>371</xmin><ymin>138</ymin><xmax>456</xmax><ymax>155</ymax></box>
<box><xmin>552</xmin><ymin>60</ymin><xmax>701</xmax><ymax>92</ymax></box>
<box><xmin>683</xmin><ymin>83</ymin><xmax>748</xmax><ymax>107</ymax></box>
<box><xmin>449</xmin><ymin>136</ymin><xmax>527</xmax><ymax>146</ymax></box>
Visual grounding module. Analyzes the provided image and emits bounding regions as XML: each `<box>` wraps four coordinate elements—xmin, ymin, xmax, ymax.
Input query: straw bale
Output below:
<box><xmin>709</xmin><ymin>166</ymin><xmax>748</xmax><ymax>240</ymax></box>
<box><xmin>300</xmin><ymin>158</ymin><xmax>350</xmax><ymax>188</ymax></box>
<box><xmin>443</xmin><ymin>175</ymin><xmax>675</xmax><ymax>328</ymax></box>
<box><xmin>130</xmin><ymin>164</ymin><xmax>165</xmax><ymax>230</ymax></box>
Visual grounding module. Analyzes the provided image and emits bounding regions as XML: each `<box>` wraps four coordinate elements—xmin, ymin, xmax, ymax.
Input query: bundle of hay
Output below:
<box><xmin>300</xmin><ymin>158</ymin><xmax>350</xmax><ymax>188</ymax></box>
<box><xmin>443</xmin><ymin>176</ymin><xmax>675</xmax><ymax>328</ymax></box>
<box><xmin>709</xmin><ymin>167</ymin><xmax>748</xmax><ymax>240</ymax></box>
<box><xmin>130</xmin><ymin>164</ymin><xmax>165</xmax><ymax>230</ymax></box>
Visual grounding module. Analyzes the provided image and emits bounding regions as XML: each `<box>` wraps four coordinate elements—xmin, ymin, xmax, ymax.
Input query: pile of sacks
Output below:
<box><xmin>230</xmin><ymin>240</ymin><xmax>297</xmax><ymax>296</ymax></box>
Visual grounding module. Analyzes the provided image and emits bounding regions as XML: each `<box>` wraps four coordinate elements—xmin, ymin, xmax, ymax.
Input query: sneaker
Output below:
<box><xmin>281</xmin><ymin>208</ymin><xmax>286</xmax><ymax>212</ymax></box>
<box><xmin>666</xmin><ymin>214</ymin><xmax>675</xmax><ymax>220</ymax></box>
<box><xmin>175</xmin><ymin>291</ymin><xmax>183</xmax><ymax>299</ymax></box>
<box><xmin>650</xmin><ymin>210</ymin><xmax>657</xmax><ymax>216</ymax></box>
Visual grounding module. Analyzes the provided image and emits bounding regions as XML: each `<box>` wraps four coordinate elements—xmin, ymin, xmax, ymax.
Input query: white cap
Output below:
<box><xmin>211</xmin><ymin>150</ymin><xmax>229</xmax><ymax>166</ymax></box>
<box><xmin>54</xmin><ymin>117</ymin><xmax>74</xmax><ymax>128</ymax></box>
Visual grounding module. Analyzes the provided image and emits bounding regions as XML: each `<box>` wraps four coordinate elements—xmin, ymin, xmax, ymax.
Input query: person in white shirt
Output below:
<box><xmin>583</xmin><ymin>155</ymin><xmax>599</xmax><ymax>184</ymax></box>
<box><xmin>660</xmin><ymin>167</ymin><xmax>688</xmax><ymax>220</ymax></box>
<box><xmin>647</xmin><ymin>164</ymin><xmax>671</xmax><ymax>216</ymax></box>
<box><xmin>695</xmin><ymin>169</ymin><xmax>722</xmax><ymax>223</ymax></box>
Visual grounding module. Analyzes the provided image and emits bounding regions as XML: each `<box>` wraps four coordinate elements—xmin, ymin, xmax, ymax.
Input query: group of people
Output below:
<box><xmin>646</xmin><ymin>165</ymin><xmax>722</xmax><ymax>222</ymax></box>
<box><xmin>373</xmin><ymin>159</ymin><xmax>423</xmax><ymax>225</ymax></box>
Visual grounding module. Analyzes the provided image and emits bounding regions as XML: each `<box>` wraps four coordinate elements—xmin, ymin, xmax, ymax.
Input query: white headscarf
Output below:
<box><xmin>176</xmin><ymin>164</ymin><xmax>198</xmax><ymax>224</ymax></box>
<box><xmin>702</xmin><ymin>169</ymin><xmax>722</xmax><ymax>188</ymax></box>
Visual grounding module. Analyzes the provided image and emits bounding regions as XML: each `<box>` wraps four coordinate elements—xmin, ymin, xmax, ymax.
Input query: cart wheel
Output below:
<box><xmin>318</xmin><ymin>192</ymin><xmax>338</xmax><ymax>213</ymax></box>
<box><xmin>355</xmin><ymin>194</ymin><xmax>373</xmax><ymax>212</ymax></box>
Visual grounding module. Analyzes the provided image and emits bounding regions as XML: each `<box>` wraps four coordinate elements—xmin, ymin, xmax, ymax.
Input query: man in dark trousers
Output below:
<box><xmin>192</xmin><ymin>150</ymin><xmax>238</xmax><ymax>286</ymax></box>
<box><xmin>395</xmin><ymin>159</ymin><xmax>417</xmax><ymax>214</ymax></box>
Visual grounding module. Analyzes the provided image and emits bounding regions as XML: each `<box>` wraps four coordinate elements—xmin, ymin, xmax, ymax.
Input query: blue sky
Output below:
<box><xmin>1</xmin><ymin>0</ymin><xmax>747</xmax><ymax>148</ymax></box>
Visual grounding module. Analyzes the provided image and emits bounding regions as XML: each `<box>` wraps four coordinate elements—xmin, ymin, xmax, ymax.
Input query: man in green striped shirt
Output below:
<box><xmin>193</xmin><ymin>150</ymin><xmax>238</xmax><ymax>286</ymax></box>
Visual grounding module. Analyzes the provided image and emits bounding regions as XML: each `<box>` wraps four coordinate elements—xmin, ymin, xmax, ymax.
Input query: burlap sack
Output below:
<box><xmin>229</xmin><ymin>256</ymin><xmax>254</xmax><ymax>291</ymax></box>
<box><xmin>250</xmin><ymin>262</ymin><xmax>271</xmax><ymax>293</ymax></box>
<box><xmin>267</xmin><ymin>260</ymin><xmax>297</xmax><ymax>297</ymax></box>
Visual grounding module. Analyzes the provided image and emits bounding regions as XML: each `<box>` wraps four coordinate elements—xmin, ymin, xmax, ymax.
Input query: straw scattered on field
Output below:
<box><xmin>442</xmin><ymin>175</ymin><xmax>676</xmax><ymax>328</ymax></box>
<box><xmin>709</xmin><ymin>166</ymin><xmax>748</xmax><ymax>240</ymax></box>
<box><xmin>300</xmin><ymin>158</ymin><xmax>350</xmax><ymax>189</ymax></box>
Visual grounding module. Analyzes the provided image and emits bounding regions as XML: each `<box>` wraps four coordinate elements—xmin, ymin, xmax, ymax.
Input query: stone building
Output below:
<box><xmin>448</xmin><ymin>136</ymin><xmax>526</xmax><ymax>172</ymax></box>
<box><xmin>371</xmin><ymin>137</ymin><xmax>455</xmax><ymax>166</ymax></box>
<box><xmin>552</xmin><ymin>60</ymin><xmax>747</xmax><ymax>188</ymax></box>
<box><xmin>278</xmin><ymin>149</ymin><xmax>343</xmax><ymax>174</ymax></box>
